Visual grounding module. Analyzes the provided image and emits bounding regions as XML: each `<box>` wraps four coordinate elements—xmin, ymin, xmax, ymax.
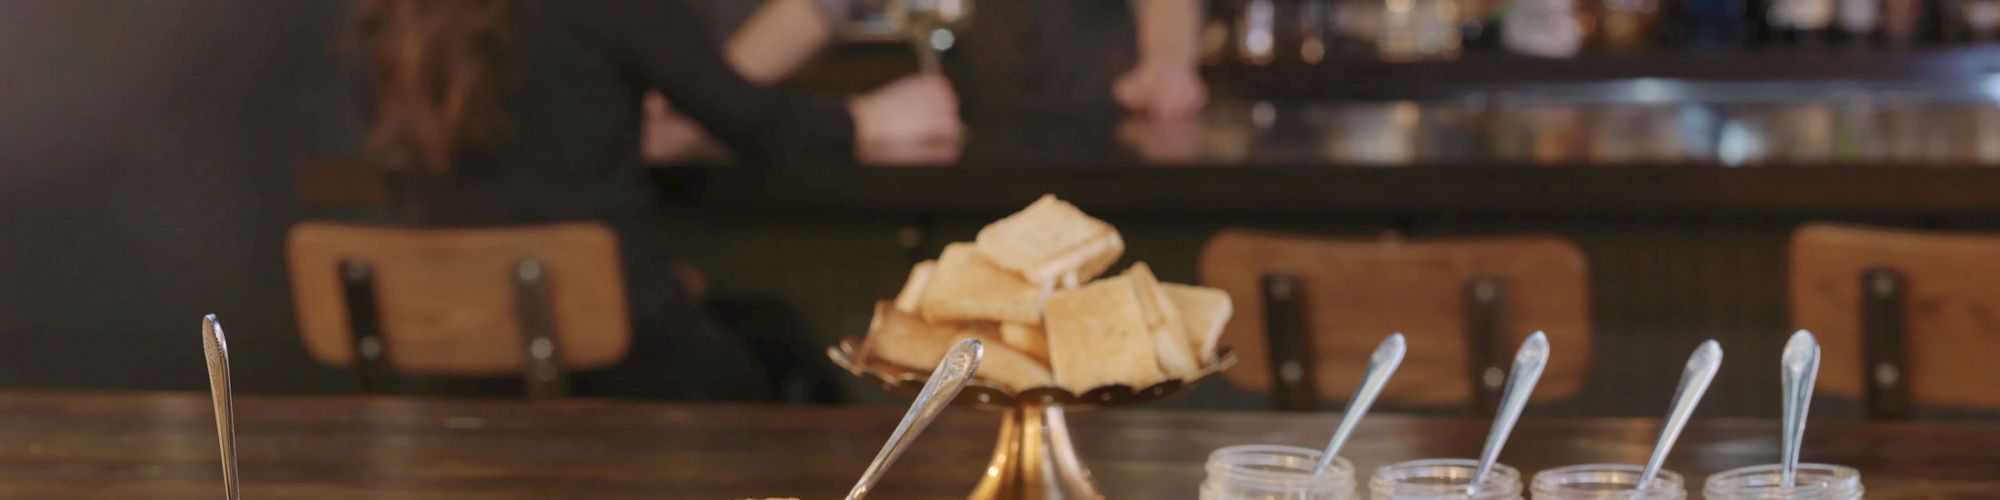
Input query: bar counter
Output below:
<box><xmin>4</xmin><ymin>391</ymin><xmax>1996</xmax><ymax>498</ymax></box>
<box><xmin>670</xmin><ymin>80</ymin><xmax>2000</xmax><ymax>216</ymax></box>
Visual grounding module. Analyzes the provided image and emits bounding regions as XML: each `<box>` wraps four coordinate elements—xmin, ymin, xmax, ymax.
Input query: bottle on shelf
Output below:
<box><xmin>1602</xmin><ymin>0</ymin><xmax>1666</xmax><ymax>52</ymax></box>
<box><xmin>1678</xmin><ymin>0</ymin><xmax>1753</xmax><ymax>49</ymax></box>
<box><xmin>1501</xmin><ymin>0</ymin><xmax>1584</xmax><ymax>56</ymax></box>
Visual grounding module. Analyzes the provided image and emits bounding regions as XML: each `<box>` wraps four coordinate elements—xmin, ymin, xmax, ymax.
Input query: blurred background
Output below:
<box><xmin>6</xmin><ymin>0</ymin><xmax>2000</xmax><ymax>421</ymax></box>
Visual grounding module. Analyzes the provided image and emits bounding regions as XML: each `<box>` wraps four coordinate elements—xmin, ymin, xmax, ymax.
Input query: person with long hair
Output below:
<box><xmin>352</xmin><ymin>0</ymin><xmax>961</xmax><ymax>400</ymax></box>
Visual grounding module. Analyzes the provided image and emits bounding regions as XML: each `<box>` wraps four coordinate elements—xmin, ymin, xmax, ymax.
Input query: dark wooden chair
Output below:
<box><xmin>1791</xmin><ymin>223</ymin><xmax>2000</xmax><ymax>419</ymax></box>
<box><xmin>286</xmin><ymin>222</ymin><xmax>631</xmax><ymax>399</ymax></box>
<box><xmin>1199</xmin><ymin>229</ymin><xmax>1593</xmax><ymax>413</ymax></box>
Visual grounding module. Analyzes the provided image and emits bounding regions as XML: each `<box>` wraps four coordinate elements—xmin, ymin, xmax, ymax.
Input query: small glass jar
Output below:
<box><xmin>1703</xmin><ymin>463</ymin><xmax>1864</xmax><ymax>500</ymax></box>
<box><xmin>1369</xmin><ymin>459</ymin><xmax>1522</xmax><ymax>500</ymax></box>
<box><xmin>1530</xmin><ymin>464</ymin><xmax>1685</xmax><ymax>499</ymax></box>
<box><xmin>1200</xmin><ymin>444</ymin><xmax>1359</xmax><ymax>500</ymax></box>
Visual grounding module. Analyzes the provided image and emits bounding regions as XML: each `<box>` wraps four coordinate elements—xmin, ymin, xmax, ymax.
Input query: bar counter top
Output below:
<box><xmin>5</xmin><ymin>391</ymin><xmax>1998</xmax><ymax>498</ymax></box>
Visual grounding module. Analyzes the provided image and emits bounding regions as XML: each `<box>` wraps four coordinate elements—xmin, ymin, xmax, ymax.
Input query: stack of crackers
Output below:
<box><xmin>862</xmin><ymin>195</ymin><xmax>1233</xmax><ymax>393</ymax></box>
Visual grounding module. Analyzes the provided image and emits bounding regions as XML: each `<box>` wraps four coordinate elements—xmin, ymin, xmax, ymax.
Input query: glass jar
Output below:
<box><xmin>1530</xmin><ymin>464</ymin><xmax>1685</xmax><ymax>499</ymax></box>
<box><xmin>1200</xmin><ymin>444</ymin><xmax>1359</xmax><ymax>500</ymax></box>
<box><xmin>1703</xmin><ymin>463</ymin><xmax>1864</xmax><ymax>500</ymax></box>
<box><xmin>1369</xmin><ymin>459</ymin><xmax>1522</xmax><ymax>499</ymax></box>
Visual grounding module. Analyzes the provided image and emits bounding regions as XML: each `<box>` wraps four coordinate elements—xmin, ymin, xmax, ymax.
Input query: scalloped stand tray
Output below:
<box><xmin>829</xmin><ymin>337</ymin><xmax>1237</xmax><ymax>500</ymax></box>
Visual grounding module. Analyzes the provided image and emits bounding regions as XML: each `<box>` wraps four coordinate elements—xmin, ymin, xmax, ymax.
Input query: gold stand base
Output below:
<box><xmin>968</xmin><ymin>404</ymin><xmax>1104</xmax><ymax>500</ymax></box>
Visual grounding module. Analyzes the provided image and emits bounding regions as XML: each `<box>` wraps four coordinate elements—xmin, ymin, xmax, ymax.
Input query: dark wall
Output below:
<box><xmin>0</xmin><ymin>1</ymin><xmax>363</xmax><ymax>394</ymax></box>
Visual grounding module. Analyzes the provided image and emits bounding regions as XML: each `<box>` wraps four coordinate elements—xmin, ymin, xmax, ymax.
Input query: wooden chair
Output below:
<box><xmin>1199</xmin><ymin>229</ymin><xmax>1593</xmax><ymax>412</ymax></box>
<box><xmin>1790</xmin><ymin>223</ymin><xmax>2000</xmax><ymax>418</ymax></box>
<box><xmin>287</xmin><ymin>222</ymin><xmax>631</xmax><ymax>399</ymax></box>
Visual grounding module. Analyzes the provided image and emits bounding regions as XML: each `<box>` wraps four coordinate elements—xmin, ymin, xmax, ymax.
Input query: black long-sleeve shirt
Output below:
<box><xmin>383</xmin><ymin>0</ymin><xmax>852</xmax><ymax>338</ymax></box>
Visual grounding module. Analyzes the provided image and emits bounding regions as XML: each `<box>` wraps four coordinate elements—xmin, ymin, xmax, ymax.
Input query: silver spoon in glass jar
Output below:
<box><xmin>1633</xmin><ymin>340</ymin><xmax>1724</xmax><ymax>497</ymax></box>
<box><xmin>1310</xmin><ymin>333</ymin><xmax>1406</xmax><ymax>475</ymax></box>
<box><xmin>1466</xmin><ymin>332</ymin><xmax>1551</xmax><ymax>495</ymax></box>
<box><xmin>1779</xmin><ymin>330</ymin><xmax>1821</xmax><ymax>488</ymax></box>
<box><xmin>846</xmin><ymin>338</ymin><xmax>983</xmax><ymax>500</ymax></box>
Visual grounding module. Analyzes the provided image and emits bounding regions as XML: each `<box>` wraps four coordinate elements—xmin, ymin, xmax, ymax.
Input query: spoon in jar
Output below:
<box><xmin>846</xmin><ymin>338</ymin><xmax>983</xmax><ymax>500</ymax></box>
<box><xmin>1467</xmin><ymin>332</ymin><xmax>1551</xmax><ymax>495</ymax></box>
<box><xmin>1779</xmin><ymin>330</ymin><xmax>1821</xmax><ymax>488</ymax></box>
<box><xmin>201</xmin><ymin>314</ymin><xmax>241</xmax><ymax>500</ymax></box>
<box><xmin>1310</xmin><ymin>333</ymin><xmax>1406</xmax><ymax>475</ymax></box>
<box><xmin>1633</xmin><ymin>340</ymin><xmax>1723</xmax><ymax>497</ymax></box>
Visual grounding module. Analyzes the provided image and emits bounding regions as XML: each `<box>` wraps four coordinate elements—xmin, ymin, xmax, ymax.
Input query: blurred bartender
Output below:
<box><xmin>646</xmin><ymin>0</ymin><xmax>1207</xmax><ymax>161</ymax></box>
<box><xmin>737</xmin><ymin>0</ymin><xmax>1204</xmax><ymax>118</ymax></box>
<box><xmin>354</xmin><ymin>0</ymin><xmax>958</xmax><ymax>399</ymax></box>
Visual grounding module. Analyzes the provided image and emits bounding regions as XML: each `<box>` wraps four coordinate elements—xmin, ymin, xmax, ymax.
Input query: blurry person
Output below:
<box><xmin>732</xmin><ymin>0</ymin><xmax>1205</xmax><ymax>117</ymax></box>
<box><xmin>353</xmin><ymin>0</ymin><xmax>959</xmax><ymax>400</ymax></box>
<box><xmin>645</xmin><ymin>0</ymin><xmax>1205</xmax><ymax>162</ymax></box>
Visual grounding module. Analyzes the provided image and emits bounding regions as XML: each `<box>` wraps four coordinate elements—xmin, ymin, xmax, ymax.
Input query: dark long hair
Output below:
<box><xmin>353</xmin><ymin>0</ymin><xmax>513</xmax><ymax>174</ymax></box>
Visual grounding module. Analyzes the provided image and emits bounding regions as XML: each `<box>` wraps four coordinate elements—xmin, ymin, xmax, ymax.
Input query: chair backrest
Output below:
<box><xmin>1199</xmin><ymin>229</ymin><xmax>1592</xmax><ymax>411</ymax></box>
<box><xmin>287</xmin><ymin>222</ymin><xmax>631</xmax><ymax>381</ymax></box>
<box><xmin>1790</xmin><ymin>223</ymin><xmax>2000</xmax><ymax>418</ymax></box>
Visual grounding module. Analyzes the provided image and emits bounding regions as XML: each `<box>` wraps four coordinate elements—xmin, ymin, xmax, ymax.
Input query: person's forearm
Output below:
<box><xmin>726</xmin><ymin>0</ymin><xmax>839</xmax><ymax>85</ymax></box>
<box><xmin>1131</xmin><ymin>0</ymin><xmax>1202</xmax><ymax>65</ymax></box>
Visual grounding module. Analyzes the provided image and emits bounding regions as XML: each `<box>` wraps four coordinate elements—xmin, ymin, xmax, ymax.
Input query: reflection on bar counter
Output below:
<box><xmin>1189</xmin><ymin>84</ymin><xmax>2000</xmax><ymax>166</ymax></box>
<box><xmin>1200</xmin><ymin>445</ymin><xmax>1358</xmax><ymax>499</ymax></box>
<box><xmin>1370</xmin><ymin>459</ymin><xmax>1523</xmax><ymax>499</ymax></box>
<box><xmin>1703</xmin><ymin>464</ymin><xmax>1865</xmax><ymax>500</ymax></box>
<box><xmin>1530</xmin><ymin>464</ymin><xmax>1686</xmax><ymax>499</ymax></box>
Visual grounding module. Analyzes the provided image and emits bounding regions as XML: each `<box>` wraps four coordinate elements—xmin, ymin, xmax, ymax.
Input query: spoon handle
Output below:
<box><xmin>201</xmin><ymin>315</ymin><xmax>240</xmax><ymax>500</ymax></box>
<box><xmin>1311</xmin><ymin>333</ymin><xmax>1406</xmax><ymax>475</ymax></box>
<box><xmin>1780</xmin><ymin>331</ymin><xmax>1821</xmax><ymax>488</ymax></box>
<box><xmin>846</xmin><ymin>338</ymin><xmax>983</xmax><ymax>500</ymax></box>
<box><xmin>1470</xmin><ymin>332</ymin><xmax>1551</xmax><ymax>493</ymax></box>
<box><xmin>1635</xmin><ymin>340</ymin><xmax>1723</xmax><ymax>495</ymax></box>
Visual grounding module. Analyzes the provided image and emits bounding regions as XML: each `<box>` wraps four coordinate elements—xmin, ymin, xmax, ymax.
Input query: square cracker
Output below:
<box><xmin>1161</xmin><ymin>283</ymin><xmax>1232</xmax><ymax>364</ymax></box>
<box><xmin>976</xmin><ymin>195</ymin><xmax>1124</xmax><ymax>285</ymax></box>
<box><xmin>919</xmin><ymin>243</ymin><xmax>1043</xmax><ymax>324</ymax></box>
<box><xmin>864</xmin><ymin>302</ymin><xmax>1053</xmax><ymax>392</ymax></box>
<box><xmin>999</xmin><ymin>322</ymin><xmax>1050</xmax><ymax>362</ymax></box>
<box><xmin>1123</xmin><ymin>263</ymin><xmax>1200</xmax><ymax>378</ymax></box>
<box><xmin>1043</xmin><ymin>276</ymin><xmax>1165</xmax><ymax>392</ymax></box>
<box><xmin>893</xmin><ymin>260</ymin><xmax>936</xmax><ymax>314</ymax></box>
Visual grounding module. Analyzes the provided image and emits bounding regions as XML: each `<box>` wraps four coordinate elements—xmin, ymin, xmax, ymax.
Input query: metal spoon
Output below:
<box><xmin>1633</xmin><ymin>340</ymin><xmax>1723</xmax><ymax>496</ymax></box>
<box><xmin>200</xmin><ymin>314</ymin><xmax>240</xmax><ymax>500</ymax></box>
<box><xmin>1468</xmin><ymin>332</ymin><xmax>1551</xmax><ymax>495</ymax></box>
<box><xmin>1780</xmin><ymin>330</ymin><xmax>1821</xmax><ymax>488</ymax></box>
<box><xmin>1310</xmin><ymin>333</ymin><xmax>1406</xmax><ymax>475</ymax></box>
<box><xmin>846</xmin><ymin>338</ymin><xmax>983</xmax><ymax>500</ymax></box>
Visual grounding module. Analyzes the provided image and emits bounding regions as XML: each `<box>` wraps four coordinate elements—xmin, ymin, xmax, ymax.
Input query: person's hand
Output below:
<box><xmin>850</xmin><ymin>74</ymin><xmax>964</xmax><ymax>145</ymax></box>
<box><xmin>1117</xmin><ymin>113</ymin><xmax>1206</xmax><ymax>164</ymax></box>
<box><xmin>1114</xmin><ymin>59</ymin><xmax>1208</xmax><ymax>119</ymax></box>
<box><xmin>849</xmin><ymin>74</ymin><xmax>964</xmax><ymax>165</ymax></box>
<box><xmin>639</xmin><ymin>92</ymin><xmax>730</xmax><ymax>164</ymax></box>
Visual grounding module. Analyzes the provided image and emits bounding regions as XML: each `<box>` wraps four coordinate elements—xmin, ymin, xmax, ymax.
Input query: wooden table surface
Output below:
<box><xmin>0</xmin><ymin>391</ymin><xmax>1995</xmax><ymax>499</ymax></box>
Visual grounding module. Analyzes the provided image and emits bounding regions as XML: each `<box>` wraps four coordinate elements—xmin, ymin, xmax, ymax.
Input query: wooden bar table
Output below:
<box><xmin>0</xmin><ymin>391</ymin><xmax>1994</xmax><ymax>499</ymax></box>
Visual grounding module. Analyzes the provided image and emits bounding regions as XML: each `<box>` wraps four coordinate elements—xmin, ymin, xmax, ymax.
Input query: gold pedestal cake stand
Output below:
<box><xmin>829</xmin><ymin>337</ymin><xmax>1237</xmax><ymax>500</ymax></box>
